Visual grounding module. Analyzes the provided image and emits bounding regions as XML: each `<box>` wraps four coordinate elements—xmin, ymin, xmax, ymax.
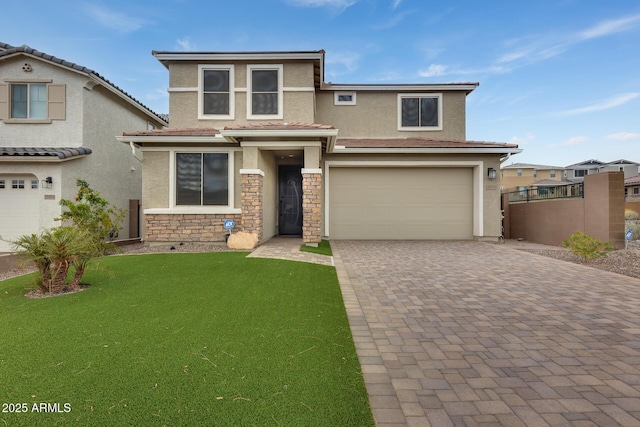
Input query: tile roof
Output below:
<box><xmin>122</xmin><ymin>128</ymin><xmax>220</xmax><ymax>137</ymax></box>
<box><xmin>337</xmin><ymin>137</ymin><xmax>518</xmax><ymax>149</ymax></box>
<box><xmin>224</xmin><ymin>122</ymin><xmax>335</xmax><ymax>131</ymax></box>
<box><xmin>0</xmin><ymin>42</ymin><xmax>167</xmax><ymax>125</ymax></box>
<box><xmin>502</xmin><ymin>162</ymin><xmax>563</xmax><ymax>170</ymax></box>
<box><xmin>0</xmin><ymin>147</ymin><xmax>92</xmax><ymax>160</ymax></box>
<box><xmin>625</xmin><ymin>174</ymin><xmax>640</xmax><ymax>186</ymax></box>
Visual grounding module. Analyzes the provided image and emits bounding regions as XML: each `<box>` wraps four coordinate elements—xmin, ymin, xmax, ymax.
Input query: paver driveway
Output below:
<box><xmin>332</xmin><ymin>241</ymin><xmax>640</xmax><ymax>427</ymax></box>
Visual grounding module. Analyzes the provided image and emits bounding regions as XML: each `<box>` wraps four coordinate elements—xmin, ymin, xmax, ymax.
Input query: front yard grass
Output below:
<box><xmin>0</xmin><ymin>252</ymin><xmax>373</xmax><ymax>426</ymax></box>
<box><xmin>300</xmin><ymin>239</ymin><xmax>333</xmax><ymax>256</ymax></box>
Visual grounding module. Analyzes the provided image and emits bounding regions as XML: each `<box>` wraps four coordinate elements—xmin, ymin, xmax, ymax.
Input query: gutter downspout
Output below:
<box><xmin>130</xmin><ymin>141</ymin><xmax>143</xmax><ymax>162</ymax></box>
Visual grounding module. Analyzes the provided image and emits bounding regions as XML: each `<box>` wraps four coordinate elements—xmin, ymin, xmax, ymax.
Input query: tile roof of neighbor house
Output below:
<box><xmin>604</xmin><ymin>159</ymin><xmax>639</xmax><ymax>165</ymax></box>
<box><xmin>625</xmin><ymin>174</ymin><xmax>640</xmax><ymax>186</ymax></box>
<box><xmin>531</xmin><ymin>179</ymin><xmax>574</xmax><ymax>187</ymax></box>
<box><xmin>337</xmin><ymin>138</ymin><xmax>518</xmax><ymax>149</ymax></box>
<box><xmin>501</xmin><ymin>162</ymin><xmax>563</xmax><ymax>170</ymax></box>
<box><xmin>0</xmin><ymin>42</ymin><xmax>167</xmax><ymax>125</ymax></box>
<box><xmin>566</xmin><ymin>159</ymin><xmax>604</xmax><ymax>167</ymax></box>
<box><xmin>122</xmin><ymin>128</ymin><xmax>221</xmax><ymax>137</ymax></box>
<box><xmin>0</xmin><ymin>147</ymin><xmax>92</xmax><ymax>159</ymax></box>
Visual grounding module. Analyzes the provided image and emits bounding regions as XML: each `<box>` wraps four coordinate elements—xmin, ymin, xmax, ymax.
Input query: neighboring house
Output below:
<box><xmin>563</xmin><ymin>159</ymin><xmax>604</xmax><ymax>182</ymax></box>
<box><xmin>117</xmin><ymin>49</ymin><xmax>521</xmax><ymax>245</ymax></box>
<box><xmin>598</xmin><ymin>159</ymin><xmax>640</xmax><ymax>179</ymax></box>
<box><xmin>0</xmin><ymin>42</ymin><xmax>167</xmax><ymax>252</ymax></box>
<box><xmin>625</xmin><ymin>174</ymin><xmax>640</xmax><ymax>202</ymax></box>
<box><xmin>500</xmin><ymin>163</ymin><xmax>564</xmax><ymax>191</ymax></box>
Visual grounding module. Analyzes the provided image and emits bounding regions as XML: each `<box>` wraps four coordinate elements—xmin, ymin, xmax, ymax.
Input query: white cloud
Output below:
<box><xmin>417</xmin><ymin>64</ymin><xmax>510</xmax><ymax>78</ymax></box>
<box><xmin>286</xmin><ymin>0</ymin><xmax>358</xmax><ymax>9</ymax></box>
<box><xmin>507</xmin><ymin>133</ymin><xmax>535</xmax><ymax>146</ymax></box>
<box><xmin>176</xmin><ymin>37</ymin><xmax>195</xmax><ymax>51</ymax></box>
<box><xmin>85</xmin><ymin>5</ymin><xmax>147</xmax><ymax>33</ymax></box>
<box><xmin>606</xmin><ymin>132</ymin><xmax>640</xmax><ymax>141</ymax></box>
<box><xmin>496</xmin><ymin>13</ymin><xmax>640</xmax><ymax>70</ymax></box>
<box><xmin>562</xmin><ymin>136</ymin><xmax>587</xmax><ymax>146</ymax></box>
<box><xmin>373</xmin><ymin>10</ymin><xmax>413</xmax><ymax>29</ymax></box>
<box><xmin>325</xmin><ymin>51</ymin><xmax>360</xmax><ymax>77</ymax></box>
<box><xmin>580</xmin><ymin>14</ymin><xmax>640</xmax><ymax>40</ymax></box>
<box><xmin>555</xmin><ymin>93</ymin><xmax>640</xmax><ymax>116</ymax></box>
<box><xmin>391</xmin><ymin>0</ymin><xmax>402</xmax><ymax>9</ymax></box>
<box><xmin>418</xmin><ymin>64</ymin><xmax>448</xmax><ymax>78</ymax></box>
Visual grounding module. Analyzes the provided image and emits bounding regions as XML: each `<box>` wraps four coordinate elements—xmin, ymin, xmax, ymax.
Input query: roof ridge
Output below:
<box><xmin>0</xmin><ymin>43</ymin><xmax>167</xmax><ymax>124</ymax></box>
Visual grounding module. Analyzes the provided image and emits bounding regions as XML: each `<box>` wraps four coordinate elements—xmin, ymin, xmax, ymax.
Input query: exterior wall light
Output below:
<box><xmin>42</xmin><ymin>176</ymin><xmax>53</xmax><ymax>188</ymax></box>
<box><xmin>488</xmin><ymin>168</ymin><xmax>497</xmax><ymax>180</ymax></box>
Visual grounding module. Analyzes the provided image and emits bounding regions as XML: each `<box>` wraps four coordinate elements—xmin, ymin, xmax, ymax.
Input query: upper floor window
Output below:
<box><xmin>533</xmin><ymin>170</ymin><xmax>537</xmax><ymax>178</ymax></box>
<box><xmin>12</xmin><ymin>83</ymin><xmax>47</xmax><ymax>118</ymax></box>
<box><xmin>398</xmin><ymin>93</ymin><xmax>442</xmax><ymax>131</ymax></box>
<box><xmin>0</xmin><ymin>81</ymin><xmax>65</xmax><ymax>122</ymax></box>
<box><xmin>198</xmin><ymin>65</ymin><xmax>234</xmax><ymax>120</ymax></box>
<box><xmin>517</xmin><ymin>169</ymin><xmax>522</xmax><ymax>176</ymax></box>
<box><xmin>334</xmin><ymin>92</ymin><xmax>356</xmax><ymax>105</ymax></box>
<box><xmin>634</xmin><ymin>187</ymin><xmax>640</xmax><ymax>195</ymax></box>
<box><xmin>575</xmin><ymin>169</ymin><xmax>588</xmax><ymax>177</ymax></box>
<box><xmin>248</xmin><ymin>64</ymin><xmax>283</xmax><ymax>119</ymax></box>
<box><xmin>550</xmin><ymin>169</ymin><xmax>556</xmax><ymax>178</ymax></box>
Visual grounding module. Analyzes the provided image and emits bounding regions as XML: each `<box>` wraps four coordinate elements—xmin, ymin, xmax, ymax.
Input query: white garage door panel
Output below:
<box><xmin>0</xmin><ymin>178</ymin><xmax>41</xmax><ymax>252</ymax></box>
<box><xmin>329</xmin><ymin>167</ymin><xmax>473</xmax><ymax>240</ymax></box>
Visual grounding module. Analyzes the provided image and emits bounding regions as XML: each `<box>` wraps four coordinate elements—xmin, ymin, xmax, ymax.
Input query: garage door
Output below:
<box><xmin>0</xmin><ymin>175</ymin><xmax>41</xmax><ymax>252</ymax></box>
<box><xmin>328</xmin><ymin>167</ymin><xmax>473</xmax><ymax>239</ymax></box>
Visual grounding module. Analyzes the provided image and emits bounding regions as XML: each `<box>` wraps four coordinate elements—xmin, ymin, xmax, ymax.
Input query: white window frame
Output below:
<box><xmin>198</xmin><ymin>64</ymin><xmax>235</xmax><ymax>120</ymax></box>
<box><xmin>0</xmin><ymin>179</ymin><xmax>5</xmax><ymax>189</ymax></box>
<box><xmin>397</xmin><ymin>93</ymin><xmax>443</xmax><ymax>131</ymax></box>
<box><xmin>517</xmin><ymin>169</ymin><xmax>522</xmax><ymax>177</ymax></box>
<box><xmin>634</xmin><ymin>187</ymin><xmax>639</xmax><ymax>195</ymax></box>
<box><xmin>10</xmin><ymin>83</ymin><xmax>47</xmax><ymax>119</ymax></box>
<box><xmin>12</xmin><ymin>179</ymin><xmax>25</xmax><ymax>189</ymax></box>
<box><xmin>334</xmin><ymin>91</ymin><xmax>356</xmax><ymax>105</ymax></box>
<box><xmin>144</xmin><ymin>148</ymin><xmax>241</xmax><ymax>215</ymax></box>
<box><xmin>247</xmin><ymin>64</ymin><xmax>283</xmax><ymax>120</ymax></box>
<box><xmin>550</xmin><ymin>169</ymin><xmax>556</xmax><ymax>178</ymax></box>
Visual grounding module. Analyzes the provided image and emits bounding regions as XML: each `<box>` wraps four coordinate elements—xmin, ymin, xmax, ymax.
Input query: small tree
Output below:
<box><xmin>563</xmin><ymin>231</ymin><xmax>614</xmax><ymax>261</ymax></box>
<box><xmin>57</xmin><ymin>179</ymin><xmax>125</xmax><ymax>255</ymax></box>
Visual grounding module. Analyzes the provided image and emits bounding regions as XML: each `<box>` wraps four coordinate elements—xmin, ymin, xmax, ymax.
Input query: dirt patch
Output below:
<box><xmin>25</xmin><ymin>284</ymin><xmax>91</xmax><ymax>299</ymax></box>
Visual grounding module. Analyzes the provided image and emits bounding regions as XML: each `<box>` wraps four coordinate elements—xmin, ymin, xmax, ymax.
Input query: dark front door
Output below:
<box><xmin>278</xmin><ymin>165</ymin><xmax>303</xmax><ymax>235</ymax></box>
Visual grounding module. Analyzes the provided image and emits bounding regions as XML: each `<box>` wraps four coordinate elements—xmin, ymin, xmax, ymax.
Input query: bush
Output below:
<box><xmin>625</xmin><ymin>210</ymin><xmax>640</xmax><ymax>221</ymax></box>
<box><xmin>563</xmin><ymin>231</ymin><xmax>614</xmax><ymax>261</ymax></box>
<box><xmin>626</xmin><ymin>220</ymin><xmax>640</xmax><ymax>240</ymax></box>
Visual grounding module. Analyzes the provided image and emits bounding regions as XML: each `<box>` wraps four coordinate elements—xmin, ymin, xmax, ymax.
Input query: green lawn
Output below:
<box><xmin>0</xmin><ymin>252</ymin><xmax>373</xmax><ymax>426</ymax></box>
<box><xmin>300</xmin><ymin>239</ymin><xmax>333</xmax><ymax>256</ymax></box>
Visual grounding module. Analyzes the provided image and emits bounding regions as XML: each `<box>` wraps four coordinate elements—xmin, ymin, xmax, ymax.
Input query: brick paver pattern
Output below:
<box><xmin>332</xmin><ymin>241</ymin><xmax>640</xmax><ymax>427</ymax></box>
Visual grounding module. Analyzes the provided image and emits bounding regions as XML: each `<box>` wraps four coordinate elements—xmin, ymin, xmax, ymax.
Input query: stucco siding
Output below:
<box><xmin>259</xmin><ymin>150</ymin><xmax>277</xmax><ymax>240</ymax></box>
<box><xmin>142</xmin><ymin>151</ymin><xmax>170</xmax><ymax>209</ymax></box>
<box><xmin>316</xmin><ymin>91</ymin><xmax>466</xmax><ymax>139</ymax></box>
<box><xmin>0</xmin><ymin>56</ymin><xmax>84</xmax><ymax>147</ymax></box>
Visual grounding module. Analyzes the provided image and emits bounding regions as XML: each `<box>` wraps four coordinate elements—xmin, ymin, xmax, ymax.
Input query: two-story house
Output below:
<box><xmin>118</xmin><ymin>49</ymin><xmax>521</xmax><ymax>246</ymax></box>
<box><xmin>0</xmin><ymin>43</ymin><xmax>167</xmax><ymax>252</ymax></box>
<box><xmin>500</xmin><ymin>163</ymin><xmax>565</xmax><ymax>191</ymax></box>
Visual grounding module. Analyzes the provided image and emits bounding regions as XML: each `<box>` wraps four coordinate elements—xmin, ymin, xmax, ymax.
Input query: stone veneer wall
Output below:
<box><xmin>241</xmin><ymin>173</ymin><xmax>263</xmax><ymax>241</ymax></box>
<box><xmin>302</xmin><ymin>172</ymin><xmax>322</xmax><ymax>244</ymax></box>
<box><xmin>145</xmin><ymin>214</ymin><xmax>242</xmax><ymax>242</ymax></box>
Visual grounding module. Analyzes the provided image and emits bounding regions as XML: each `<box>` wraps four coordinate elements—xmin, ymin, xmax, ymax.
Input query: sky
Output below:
<box><xmin>2</xmin><ymin>0</ymin><xmax>639</xmax><ymax>167</ymax></box>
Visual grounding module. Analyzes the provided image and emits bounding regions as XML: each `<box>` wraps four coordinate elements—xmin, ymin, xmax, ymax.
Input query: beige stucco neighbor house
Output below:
<box><xmin>500</xmin><ymin>163</ymin><xmax>565</xmax><ymax>191</ymax></box>
<box><xmin>117</xmin><ymin>49</ymin><xmax>521</xmax><ymax>245</ymax></box>
<box><xmin>0</xmin><ymin>42</ymin><xmax>167</xmax><ymax>252</ymax></box>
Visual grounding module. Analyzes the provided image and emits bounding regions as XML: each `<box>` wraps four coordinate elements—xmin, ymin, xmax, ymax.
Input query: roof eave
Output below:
<box><xmin>116</xmin><ymin>135</ymin><xmax>229</xmax><ymax>145</ymax></box>
<box><xmin>330</xmin><ymin>147</ymin><xmax>523</xmax><ymax>155</ymax></box>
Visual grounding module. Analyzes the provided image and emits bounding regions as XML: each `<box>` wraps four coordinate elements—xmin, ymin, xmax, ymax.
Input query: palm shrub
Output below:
<box><xmin>563</xmin><ymin>231</ymin><xmax>614</xmax><ymax>261</ymax></box>
<box><xmin>12</xmin><ymin>227</ymin><xmax>96</xmax><ymax>293</ymax></box>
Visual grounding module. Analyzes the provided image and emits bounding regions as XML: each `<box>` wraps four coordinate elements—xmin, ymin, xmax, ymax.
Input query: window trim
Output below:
<box><xmin>634</xmin><ymin>187</ymin><xmax>639</xmax><ymax>195</ymax></box>
<box><xmin>334</xmin><ymin>91</ymin><xmax>356</xmax><ymax>105</ymax></box>
<box><xmin>397</xmin><ymin>93</ymin><xmax>443</xmax><ymax>131</ymax></box>
<box><xmin>550</xmin><ymin>169</ymin><xmax>556</xmax><ymax>178</ymax></box>
<box><xmin>247</xmin><ymin>64</ymin><xmax>283</xmax><ymax>120</ymax></box>
<box><xmin>166</xmin><ymin>148</ymin><xmax>239</xmax><ymax>214</ymax></box>
<box><xmin>198</xmin><ymin>64</ymin><xmax>235</xmax><ymax>120</ymax></box>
